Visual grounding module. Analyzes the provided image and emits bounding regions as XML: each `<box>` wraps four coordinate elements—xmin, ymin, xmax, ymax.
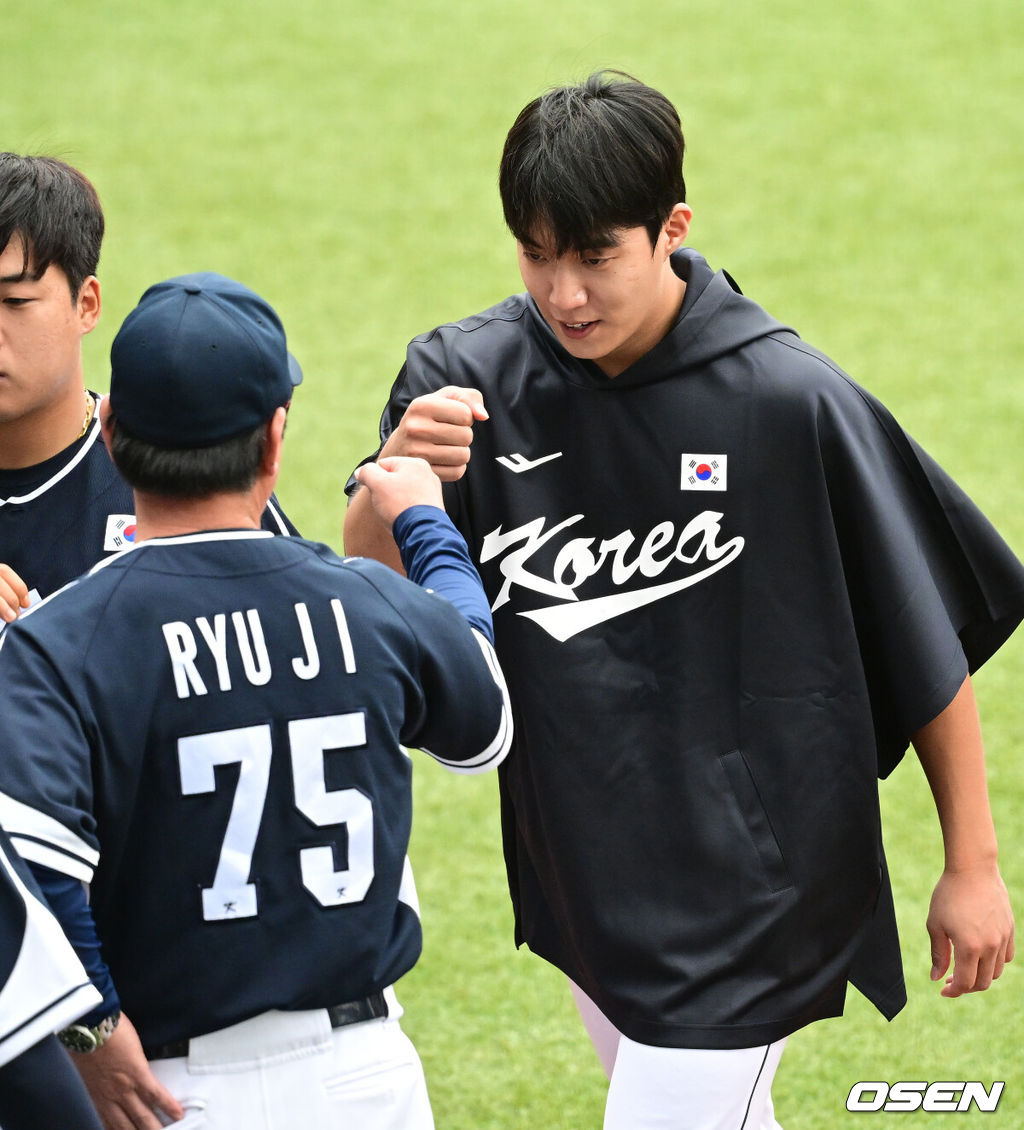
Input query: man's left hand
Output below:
<box><xmin>927</xmin><ymin>862</ymin><xmax>1015</xmax><ymax>996</ymax></box>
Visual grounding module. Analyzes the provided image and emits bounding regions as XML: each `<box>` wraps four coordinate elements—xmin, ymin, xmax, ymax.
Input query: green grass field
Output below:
<box><xmin>7</xmin><ymin>1</ymin><xmax>1023</xmax><ymax>1125</ymax></box>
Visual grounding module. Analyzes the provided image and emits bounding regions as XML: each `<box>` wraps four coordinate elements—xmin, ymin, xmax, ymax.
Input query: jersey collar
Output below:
<box><xmin>0</xmin><ymin>405</ymin><xmax>104</xmax><ymax>508</ymax></box>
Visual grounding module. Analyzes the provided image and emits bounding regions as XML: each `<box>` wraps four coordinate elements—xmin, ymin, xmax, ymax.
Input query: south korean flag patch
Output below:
<box><xmin>681</xmin><ymin>454</ymin><xmax>727</xmax><ymax>491</ymax></box>
<box><xmin>104</xmin><ymin>514</ymin><xmax>138</xmax><ymax>552</ymax></box>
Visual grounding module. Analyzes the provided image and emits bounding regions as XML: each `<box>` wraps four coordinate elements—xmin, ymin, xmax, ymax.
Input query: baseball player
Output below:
<box><xmin>0</xmin><ymin>154</ymin><xmax>294</xmax><ymax>628</ymax></box>
<box><xmin>0</xmin><ymin>823</ymin><xmax>104</xmax><ymax>1130</ymax></box>
<box><xmin>0</xmin><ymin>272</ymin><xmax>511</xmax><ymax>1129</ymax></box>
<box><xmin>344</xmin><ymin>72</ymin><xmax>1024</xmax><ymax>1127</ymax></box>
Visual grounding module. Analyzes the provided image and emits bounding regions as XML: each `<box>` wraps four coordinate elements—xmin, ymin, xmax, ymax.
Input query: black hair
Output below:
<box><xmin>499</xmin><ymin>70</ymin><xmax>686</xmax><ymax>256</ymax></box>
<box><xmin>0</xmin><ymin>154</ymin><xmax>104</xmax><ymax>298</ymax></box>
<box><xmin>107</xmin><ymin>416</ymin><xmax>268</xmax><ymax>500</ymax></box>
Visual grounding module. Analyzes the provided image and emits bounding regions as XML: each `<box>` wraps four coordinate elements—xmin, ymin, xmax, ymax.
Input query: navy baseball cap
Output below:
<box><xmin>109</xmin><ymin>272</ymin><xmax>303</xmax><ymax>448</ymax></box>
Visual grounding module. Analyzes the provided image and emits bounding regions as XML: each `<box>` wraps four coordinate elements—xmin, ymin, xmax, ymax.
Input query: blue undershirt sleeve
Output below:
<box><xmin>391</xmin><ymin>505</ymin><xmax>494</xmax><ymax>644</ymax></box>
<box><xmin>26</xmin><ymin>862</ymin><xmax>120</xmax><ymax>1025</ymax></box>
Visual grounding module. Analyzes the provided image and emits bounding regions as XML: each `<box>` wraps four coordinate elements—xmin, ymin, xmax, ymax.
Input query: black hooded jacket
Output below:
<box><xmin>355</xmin><ymin>248</ymin><xmax>1024</xmax><ymax>1048</ymax></box>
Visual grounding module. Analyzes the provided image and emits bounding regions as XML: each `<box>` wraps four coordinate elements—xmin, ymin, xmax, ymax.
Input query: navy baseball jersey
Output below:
<box><xmin>0</xmin><ymin>824</ymin><xmax>100</xmax><ymax>1066</ymax></box>
<box><xmin>350</xmin><ymin>248</ymin><xmax>1024</xmax><ymax>1049</ymax></box>
<box><xmin>0</xmin><ymin>397</ymin><xmax>296</xmax><ymax>609</ymax></box>
<box><xmin>0</xmin><ymin>515</ymin><xmax>510</xmax><ymax>1047</ymax></box>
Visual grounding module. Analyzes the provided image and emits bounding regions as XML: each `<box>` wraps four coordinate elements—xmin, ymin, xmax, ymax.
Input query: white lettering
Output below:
<box><xmin>634</xmin><ymin>521</ymin><xmax>676</xmax><ymax>579</ymax></box>
<box><xmin>552</xmin><ymin>537</ymin><xmax>599</xmax><ymax>590</ymax></box>
<box><xmin>481</xmin><ymin>514</ymin><xmax>588</xmax><ymax>610</ymax></box>
<box><xmin>846</xmin><ymin>1082</ymin><xmax>887</xmax><ymax>1112</ymax></box>
<box><xmin>480</xmin><ymin>510</ymin><xmax>744</xmax><ymax>639</ymax></box>
<box><xmin>598</xmin><ymin>530</ymin><xmax>637</xmax><ymax>586</ymax></box>
<box><xmin>164</xmin><ymin>602</ymin><xmax>360</xmax><ymax>695</ymax></box>
<box><xmin>331</xmin><ymin>599</ymin><xmax>357</xmax><ymax>674</ymax></box>
<box><xmin>231</xmin><ymin>610</ymin><xmax>272</xmax><ymax>687</ymax></box>
<box><xmin>479</xmin><ymin>513</ymin><xmax>741</xmax><ymax>646</ymax></box>
<box><xmin>162</xmin><ymin>622</ymin><xmax>207</xmax><ymax>699</ymax></box>
<box><xmin>885</xmin><ymin>1081</ymin><xmax>926</xmax><ymax>1112</ymax></box>
<box><xmin>959</xmin><ymin>1081</ymin><xmax>1004</xmax><ymax>1112</ymax></box>
<box><xmin>846</xmin><ymin>1081</ymin><xmax>1005</xmax><ymax>1113</ymax></box>
<box><xmin>922</xmin><ymin>1082</ymin><xmax>963</xmax><ymax>1112</ymax></box>
<box><xmin>196</xmin><ymin>614</ymin><xmax>232</xmax><ymax>691</ymax></box>
<box><xmin>291</xmin><ymin>603</ymin><xmax>320</xmax><ymax>680</ymax></box>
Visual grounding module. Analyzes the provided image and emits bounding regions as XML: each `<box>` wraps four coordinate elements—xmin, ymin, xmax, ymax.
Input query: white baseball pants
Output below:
<box><xmin>571</xmin><ymin>981</ymin><xmax>786</xmax><ymax>1130</ymax></box>
<box><xmin>149</xmin><ymin>991</ymin><xmax>432</xmax><ymax>1129</ymax></box>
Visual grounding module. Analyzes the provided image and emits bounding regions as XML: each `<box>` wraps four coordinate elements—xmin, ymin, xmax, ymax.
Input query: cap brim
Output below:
<box><xmin>288</xmin><ymin>352</ymin><xmax>303</xmax><ymax>387</ymax></box>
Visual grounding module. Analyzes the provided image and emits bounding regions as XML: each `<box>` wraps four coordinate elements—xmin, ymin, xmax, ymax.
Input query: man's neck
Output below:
<box><xmin>132</xmin><ymin>488</ymin><xmax>269</xmax><ymax>541</ymax></box>
<box><xmin>597</xmin><ymin>275</ymin><xmax>687</xmax><ymax>379</ymax></box>
<box><xmin>0</xmin><ymin>388</ymin><xmax>93</xmax><ymax>469</ymax></box>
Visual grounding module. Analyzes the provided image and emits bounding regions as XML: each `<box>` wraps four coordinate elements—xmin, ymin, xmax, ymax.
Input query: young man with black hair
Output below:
<box><xmin>0</xmin><ymin>154</ymin><xmax>294</xmax><ymax>626</ymax></box>
<box><xmin>344</xmin><ymin>72</ymin><xmax>1024</xmax><ymax>1127</ymax></box>
<box><xmin>0</xmin><ymin>271</ymin><xmax>512</xmax><ymax>1129</ymax></box>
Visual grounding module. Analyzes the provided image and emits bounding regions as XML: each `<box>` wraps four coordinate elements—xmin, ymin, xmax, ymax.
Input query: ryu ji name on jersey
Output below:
<box><xmin>162</xmin><ymin>597</ymin><xmax>359</xmax><ymax>698</ymax></box>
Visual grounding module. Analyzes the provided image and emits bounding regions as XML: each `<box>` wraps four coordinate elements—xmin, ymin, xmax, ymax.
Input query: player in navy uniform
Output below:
<box><xmin>0</xmin><ymin>154</ymin><xmax>294</xmax><ymax>627</ymax></box>
<box><xmin>0</xmin><ymin>273</ymin><xmax>511</xmax><ymax>1129</ymax></box>
<box><xmin>0</xmin><ymin>823</ymin><xmax>105</xmax><ymax>1130</ymax></box>
<box><xmin>344</xmin><ymin>72</ymin><xmax>1024</xmax><ymax>1127</ymax></box>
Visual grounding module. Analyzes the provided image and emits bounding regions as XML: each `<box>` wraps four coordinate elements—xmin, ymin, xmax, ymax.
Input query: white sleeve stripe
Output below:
<box><xmin>0</xmin><ymin>984</ymin><xmax>103</xmax><ymax>1067</ymax></box>
<box><xmin>0</xmin><ymin>841</ymin><xmax>102</xmax><ymax>1062</ymax></box>
<box><xmin>421</xmin><ymin>702</ymin><xmax>510</xmax><ymax>772</ymax></box>
<box><xmin>7</xmin><ymin>838</ymin><xmax>95</xmax><ymax>883</ymax></box>
<box><xmin>0</xmin><ymin>792</ymin><xmax>99</xmax><ymax>872</ymax></box>
<box><xmin>423</xmin><ymin>630</ymin><xmax>513</xmax><ymax>775</ymax></box>
<box><xmin>397</xmin><ymin>855</ymin><xmax>421</xmax><ymax>917</ymax></box>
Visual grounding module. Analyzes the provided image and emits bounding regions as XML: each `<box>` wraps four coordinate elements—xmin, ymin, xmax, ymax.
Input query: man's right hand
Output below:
<box><xmin>379</xmin><ymin>387</ymin><xmax>488</xmax><ymax>481</ymax></box>
<box><xmin>354</xmin><ymin>457</ymin><xmax>444</xmax><ymax>531</ymax></box>
<box><xmin>0</xmin><ymin>564</ymin><xmax>30</xmax><ymax>624</ymax></box>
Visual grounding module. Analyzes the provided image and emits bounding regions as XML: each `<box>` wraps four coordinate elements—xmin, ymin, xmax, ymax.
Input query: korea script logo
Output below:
<box><xmin>479</xmin><ymin>510</ymin><xmax>744</xmax><ymax>642</ymax></box>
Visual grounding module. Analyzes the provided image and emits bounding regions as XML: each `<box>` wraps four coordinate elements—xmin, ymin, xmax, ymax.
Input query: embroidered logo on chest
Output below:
<box><xmin>496</xmin><ymin>451</ymin><xmax>563</xmax><ymax>474</ymax></box>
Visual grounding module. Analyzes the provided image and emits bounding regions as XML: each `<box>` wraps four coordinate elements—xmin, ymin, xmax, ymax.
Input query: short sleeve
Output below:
<box><xmin>0</xmin><ymin>626</ymin><xmax>99</xmax><ymax>881</ymax></box>
<box><xmin>820</xmin><ymin>379</ymin><xmax>1024</xmax><ymax>774</ymax></box>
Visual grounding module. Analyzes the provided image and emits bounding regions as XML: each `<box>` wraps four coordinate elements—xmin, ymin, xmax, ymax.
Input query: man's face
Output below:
<box><xmin>0</xmin><ymin>235</ymin><xmax>98</xmax><ymax>427</ymax></box>
<box><xmin>516</xmin><ymin>205</ymin><xmax>691</xmax><ymax>378</ymax></box>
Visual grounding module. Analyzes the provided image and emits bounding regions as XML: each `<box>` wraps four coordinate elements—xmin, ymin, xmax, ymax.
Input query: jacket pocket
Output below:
<box><xmin>719</xmin><ymin>749</ymin><xmax>793</xmax><ymax>893</ymax></box>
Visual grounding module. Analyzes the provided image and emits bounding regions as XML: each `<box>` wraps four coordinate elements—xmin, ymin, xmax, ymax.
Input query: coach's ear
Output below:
<box><xmin>261</xmin><ymin>405</ymin><xmax>288</xmax><ymax>482</ymax></box>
